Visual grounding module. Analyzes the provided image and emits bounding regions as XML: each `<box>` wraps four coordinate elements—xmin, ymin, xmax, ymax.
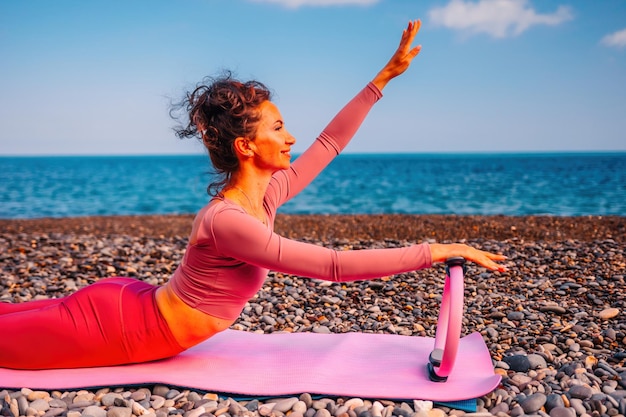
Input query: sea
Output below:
<box><xmin>1</xmin><ymin>153</ymin><xmax>625</xmax><ymax>219</ymax></box>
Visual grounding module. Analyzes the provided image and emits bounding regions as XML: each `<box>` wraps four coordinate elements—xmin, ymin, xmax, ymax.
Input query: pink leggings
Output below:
<box><xmin>0</xmin><ymin>277</ymin><xmax>184</xmax><ymax>370</ymax></box>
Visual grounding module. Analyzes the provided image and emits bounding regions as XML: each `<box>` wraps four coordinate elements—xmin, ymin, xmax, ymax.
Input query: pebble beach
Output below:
<box><xmin>1</xmin><ymin>214</ymin><xmax>625</xmax><ymax>417</ymax></box>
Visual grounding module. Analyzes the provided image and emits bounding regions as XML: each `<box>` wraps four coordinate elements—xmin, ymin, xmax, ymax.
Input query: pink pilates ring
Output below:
<box><xmin>427</xmin><ymin>257</ymin><xmax>466</xmax><ymax>382</ymax></box>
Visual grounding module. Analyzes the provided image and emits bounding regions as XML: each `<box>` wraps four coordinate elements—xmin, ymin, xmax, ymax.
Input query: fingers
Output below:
<box><xmin>400</xmin><ymin>19</ymin><xmax>421</xmax><ymax>51</ymax></box>
<box><xmin>469</xmin><ymin>247</ymin><xmax>508</xmax><ymax>272</ymax></box>
<box><xmin>485</xmin><ymin>259</ymin><xmax>508</xmax><ymax>272</ymax></box>
<box><xmin>482</xmin><ymin>252</ymin><xmax>508</xmax><ymax>272</ymax></box>
<box><xmin>429</xmin><ymin>243</ymin><xmax>508</xmax><ymax>273</ymax></box>
<box><xmin>400</xmin><ymin>20</ymin><xmax>422</xmax><ymax>63</ymax></box>
<box><xmin>485</xmin><ymin>252</ymin><xmax>507</xmax><ymax>261</ymax></box>
<box><xmin>408</xmin><ymin>45</ymin><xmax>422</xmax><ymax>60</ymax></box>
<box><xmin>408</xmin><ymin>20</ymin><xmax>421</xmax><ymax>43</ymax></box>
<box><xmin>410</xmin><ymin>19</ymin><xmax>421</xmax><ymax>38</ymax></box>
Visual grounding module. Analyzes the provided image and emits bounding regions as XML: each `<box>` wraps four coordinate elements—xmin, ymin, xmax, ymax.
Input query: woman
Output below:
<box><xmin>0</xmin><ymin>20</ymin><xmax>506</xmax><ymax>370</ymax></box>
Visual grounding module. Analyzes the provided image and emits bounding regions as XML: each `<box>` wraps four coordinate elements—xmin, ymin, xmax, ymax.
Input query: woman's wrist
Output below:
<box><xmin>371</xmin><ymin>71</ymin><xmax>392</xmax><ymax>91</ymax></box>
<box><xmin>428</xmin><ymin>243</ymin><xmax>446</xmax><ymax>264</ymax></box>
<box><xmin>429</xmin><ymin>243</ymin><xmax>468</xmax><ymax>264</ymax></box>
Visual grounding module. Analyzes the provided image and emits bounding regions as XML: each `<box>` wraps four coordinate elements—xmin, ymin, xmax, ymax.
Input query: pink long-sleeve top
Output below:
<box><xmin>168</xmin><ymin>82</ymin><xmax>432</xmax><ymax>321</ymax></box>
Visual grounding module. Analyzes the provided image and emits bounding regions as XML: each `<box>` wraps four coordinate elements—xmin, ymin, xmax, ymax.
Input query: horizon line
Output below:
<box><xmin>2</xmin><ymin>150</ymin><xmax>626</xmax><ymax>158</ymax></box>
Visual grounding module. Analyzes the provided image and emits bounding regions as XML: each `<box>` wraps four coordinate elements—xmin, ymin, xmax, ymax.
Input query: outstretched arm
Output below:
<box><xmin>210</xmin><ymin>206</ymin><xmax>507</xmax><ymax>280</ymax></box>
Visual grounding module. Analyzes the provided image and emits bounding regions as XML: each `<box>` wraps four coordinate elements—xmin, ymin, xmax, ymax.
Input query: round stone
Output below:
<box><xmin>545</xmin><ymin>394</ymin><xmax>565</xmax><ymax>411</ymax></box>
<box><xmin>520</xmin><ymin>393</ymin><xmax>547</xmax><ymax>414</ymax></box>
<box><xmin>101</xmin><ymin>394</ymin><xmax>123</xmax><ymax>407</ymax></box>
<box><xmin>273</xmin><ymin>398</ymin><xmax>299</xmax><ymax>413</ymax></box>
<box><xmin>549</xmin><ymin>407</ymin><xmax>575</xmax><ymax>417</ymax></box>
<box><xmin>83</xmin><ymin>405</ymin><xmax>107</xmax><ymax>417</ymax></box>
<box><xmin>528</xmin><ymin>353</ymin><xmax>548</xmax><ymax>369</ymax></box>
<box><xmin>507</xmin><ymin>311</ymin><xmax>525</xmax><ymax>321</ymax></box>
<box><xmin>503</xmin><ymin>355</ymin><xmax>531</xmax><ymax>372</ymax></box>
<box><xmin>29</xmin><ymin>399</ymin><xmax>50</xmax><ymax>413</ymax></box>
<box><xmin>569</xmin><ymin>385</ymin><xmax>593</xmax><ymax>400</ymax></box>
<box><xmin>599</xmin><ymin>308</ymin><xmax>620</xmax><ymax>320</ymax></box>
<box><xmin>106</xmin><ymin>407</ymin><xmax>132</xmax><ymax>417</ymax></box>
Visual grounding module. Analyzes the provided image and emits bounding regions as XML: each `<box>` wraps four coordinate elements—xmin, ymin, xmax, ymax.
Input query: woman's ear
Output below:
<box><xmin>233</xmin><ymin>137</ymin><xmax>254</xmax><ymax>158</ymax></box>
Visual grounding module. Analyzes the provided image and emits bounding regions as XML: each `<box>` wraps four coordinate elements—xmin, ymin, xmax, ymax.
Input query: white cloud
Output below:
<box><xmin>428</xmin><ymin>0</ymin><xmax>573</xmax><ymax>39</ymax></box>
<box><xmin>249</xmin><ymin>0</ymin><xmax>378</xmax><ymax>8</ymax></box>
<box><xmin>601</xmin><ymin>28</ymin><xmax>626</xmax><ymax>49</ymax></box>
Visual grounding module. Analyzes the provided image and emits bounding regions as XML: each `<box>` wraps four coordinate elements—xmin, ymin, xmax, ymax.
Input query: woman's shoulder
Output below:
<box><xmin>191</xmin><ymin>198</ymin><xmax>246</xmax><ymax>244</ymax></box>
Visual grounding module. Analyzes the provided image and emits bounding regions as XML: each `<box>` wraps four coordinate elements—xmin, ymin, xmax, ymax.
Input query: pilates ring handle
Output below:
<box><xmin>427</xmin><ymin>256</ymin><xmax>466</xmax><ymax>382</ymax></box>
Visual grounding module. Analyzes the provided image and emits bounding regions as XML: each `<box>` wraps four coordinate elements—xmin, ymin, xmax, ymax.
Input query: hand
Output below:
<box><xmin>429</xmin><ymin>243</ymin><xmax>508</xmax><ymax>272</ymax></box>
<box><xmin>372</xmin><ymin>19</ymin><xmax>422</xmax><ymax>90</ymax></box>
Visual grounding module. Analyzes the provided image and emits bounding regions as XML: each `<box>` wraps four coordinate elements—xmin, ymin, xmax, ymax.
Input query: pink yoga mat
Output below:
<box><xmin>0</xmin><ymin>330</ymin><xmax>501</xmax><ymax>402</ymax></box>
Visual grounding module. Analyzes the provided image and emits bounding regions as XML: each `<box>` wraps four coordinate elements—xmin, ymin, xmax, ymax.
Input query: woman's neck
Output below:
<box><xmin>222</xmin><ymin>171</ymin><xmax>271</xmax><ymax>223</ymax></box>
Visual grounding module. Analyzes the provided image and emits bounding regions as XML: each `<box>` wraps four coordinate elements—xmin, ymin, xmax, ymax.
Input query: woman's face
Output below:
<box><xmin>250</xmin><ymin>100</ymin><xmax>296</xmax><ymax>172</ymax></box>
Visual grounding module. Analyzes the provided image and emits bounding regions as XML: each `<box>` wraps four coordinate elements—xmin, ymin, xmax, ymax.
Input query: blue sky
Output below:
<box><xmin>1</xmin><ymin>0</ymin><xmax>625</xmax><ymax>155</ymax></box>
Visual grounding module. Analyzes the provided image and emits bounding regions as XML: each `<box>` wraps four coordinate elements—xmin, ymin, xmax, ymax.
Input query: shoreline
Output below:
<box><xmin>1</xmin><ymin>213</ymin><xmax>624</xmax><ymax>242</ymax></box>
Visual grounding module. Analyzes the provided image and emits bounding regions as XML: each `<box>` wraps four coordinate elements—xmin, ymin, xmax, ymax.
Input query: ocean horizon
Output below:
<box><xmin>1</xmin><ymin>152</ymin><xmax>625</xmax><ymax>219</ymax></box>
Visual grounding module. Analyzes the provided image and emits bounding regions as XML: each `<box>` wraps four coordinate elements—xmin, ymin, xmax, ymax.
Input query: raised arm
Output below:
<box><xmin>265</xmin><ymin>20</ymin><xmax>423</xmax><ymax>208</ymax></box>
<box><xmin>266</xmin><ymin>83</ymin><xmax>382</xmax><ymax>208</ymax></box>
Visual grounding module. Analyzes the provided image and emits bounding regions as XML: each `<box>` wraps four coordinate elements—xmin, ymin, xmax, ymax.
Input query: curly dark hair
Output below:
<box><xmin>172</xmin><ymin>71</ymin><xmax>272</xmax><ymax>195</ymax></box>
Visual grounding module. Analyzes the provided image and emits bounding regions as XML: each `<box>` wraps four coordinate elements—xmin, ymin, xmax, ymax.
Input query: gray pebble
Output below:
<box><xmin>520</xmin><ymin>393</ymin><xmax>547</xmax><ymax>414</ymax></box>
<box><xmin>549</xmin><ymin>407</ymin><xmax>576</xmax><ymax>417</ymax></box>
<box><xmin>48</xmin><ymin>400</ymin><xmax>68</xmax><ymax>410</ymax></box>
<box><xmin>392</xmin><ymin>407</ymin><xmax>411</xmax><ymax>417</ymax></box>
<box><xmin>82</xmin><ymin>405</ymin><xmax>107</xmax><ymax>417</ymax></box>
<box><xmin>17</xmin><ymin>396</ymin><xmax>29</xmax><ymax>415</ymax></box>
<box><xmin>261</xmin><ymin>315</ymin><xmax>277</xmax><ymax>326</ymax></box>
<box><xmin>165</xmin><ymin>390</ymin><xmax>180</xmax><ymax>400</ymax></box>
<box><xmin>186</xmin><ymin>407</ymin><xmax>207</xmax><ymax>417</ymax></box>
<box><xmin>507</xmin><ymin>311</ymin><xmax>525</xmax><ymax>321</ymax></box>
<box><xmin>503</xmin><ymin>355</ymin><xmax>531</xmax><ymax>372</ymax></box>
<box><xmin>299</xmin><ymin>394</ymin><xmax>313</xmax><ymax>408</ymax></box>
<box><xmin>273</xmin><ymin>398</ymin><xmax>299</xmax><ymax>413</ymax></box>
<box><xmin>152</xmin><ymin>386</ymin><xmax>170</xmax><ymax>398</ymax></box>
<box><xmin>485</xmin><ymin>327</ymin><xmax>499</xmax><ymax>339</ymax></box>
<box><xmin>509</xmin><ymin>405</ymin><xmax>525</xmax><ymax>417</ymax></box>
<box><xmin>70</xmin><ymin>401</ymin><xmax>96</xmax><ymax>410</ymax></box>
<box><xmin>293</xmin><ymin>401</ymin><xmax>307</xmax><ymax>415</ymax></box>
<box><xmin>569</xmin><ymin>399</ymin><xmax>587</xmax><ymax>416</ymax></box>
<box><xmin>539</xmin><ymin>305</ymin><xmax>567</xmax><ymax>314</ymax></box>
<box><xmin>29</xmin><ymin>399</ymin><xmax>50</xmax><ymax>413</ymax></box>
<box><xmin>528</xmin><ymin>353</ymin><xmax>548</xmax><ymax>369</ymax></box>
<box><xmin>106</xmin><ymin>407</ymin><xmax>132</xmax><ymax>417</ymax></box>
<box><xmin>569</xmin><ymin>385</ymin><xmax>593</xmax><ymax>400</ymax></box>
<box><xmin>314</xmin><ymin>409</ymin><xmax>331</xmax><ymax>417</ymax></box>
<box><xmin>489</xmin><ymin>403</ymin><xmax>509</xmax><ymax>414</ymax></box>
<box><xmin>150</xmin><ymin>396</ymin><xmax>165</xmax><ymax>410</ymax></box>
<box><xmin>312</xmin><ymin>326</ymin><xmax>331</xmax><ymax>334</ymax></box>
<box><xmin>245</xmin><ymin>400</ymin><xmax>259</xmax><ymax>412</ymax></box>
<box><xmin>545</xmin><ymin>394</ymin><xmax>565</xmax><ymax>412</ymax></box>
<box><xmin>42</xmin><ymin>409</ymin><xmax>66</xmax><ymax>417</ymax></box>
<box><xmin>130</xmin><ymin>391</ymin><xmax>147</xmax><ymax>402</ymax></box>
<box><xmin>101</xmin><ymin>394</ymin><xmax>123</xmax><ymax>407</ymax></box>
